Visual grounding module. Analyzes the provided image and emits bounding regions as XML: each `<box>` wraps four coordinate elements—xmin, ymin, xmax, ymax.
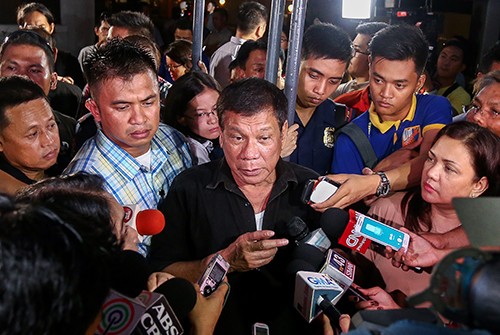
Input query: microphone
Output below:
<box><xmin>110</xmin><ymin>250</ymin><xmax>151</xmax><ymax>298</ymax></box>
<box><xmin>293</xmin><ymin>271</ymin><xmax>345</xmax><ymax>323</ymax></box>
<box><xmin>287</xmin><ymin>216</ymin><xmax>331</xmax><ymax>253</ymax></box>
<box><xmin>286</xmin><ymin>243</ymin><xmax>326</xmax><ymax>275</ymax></box>
<box><xmin>136</xmin><ymin>209</ymin><xmax>165</xmax><ymax>236</ymax></box>
<box><xmin>320</xmin><ymin>208</ymin><xmax>372</xmax><ymax>254</ymax></box>
<box><xmin>123</xmin><ymin>205</ymin><xmax>166</xmax><ymax>242</ymax></box>
<box><xmin>134</xmin><ymin>278</ymin><xmax>197</xmax><ymax>335</ymax></box>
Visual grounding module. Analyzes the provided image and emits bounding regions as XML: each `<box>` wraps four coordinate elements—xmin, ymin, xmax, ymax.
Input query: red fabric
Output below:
<box><xmin>334</xmin><ymin>85</ymin><xmax>371</xmax><ymax>115</ymax></box>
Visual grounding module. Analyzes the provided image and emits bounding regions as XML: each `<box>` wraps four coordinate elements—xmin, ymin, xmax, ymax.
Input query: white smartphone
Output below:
<box><xmin>309</xmin><ymin>177</ymin><xmax>341</xmax><ymax>204</ymax></box>
<box><xmin>354</xmin><ymin>214</ymin><xmax>410</xmax><ymax>251</ymax></box>
<box><xmin>252</xmin><ymin>323</ymin><xmax>270</xmax><ymax>335</ymax></box>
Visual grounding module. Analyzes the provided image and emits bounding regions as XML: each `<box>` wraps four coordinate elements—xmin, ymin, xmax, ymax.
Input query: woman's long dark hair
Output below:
<box><xmin>401</xmin><ymin>121</ymin><xmax>500</xmax><ymax>232</ymax></box>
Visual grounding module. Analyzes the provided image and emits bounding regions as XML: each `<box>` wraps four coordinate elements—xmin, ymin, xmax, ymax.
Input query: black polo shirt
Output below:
<box><xmin>149</xmin><ymin>158</ymin><xmax>321</xmax><ymax>335</ymax></box>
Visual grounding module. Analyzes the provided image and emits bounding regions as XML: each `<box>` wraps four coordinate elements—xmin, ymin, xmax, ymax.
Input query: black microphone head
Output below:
<box><xmin>154</xmin><ymin>277</ymin><xmax>197</xmax><ymax>320</ymax></box>
<box><xmin>320</xmin><ymin>208</ymin><xmax>350</xmax><ymax>240</ymax></box>
<box><xmin>290</xmin><ymin>243</ymin><xmax>326</xmax><ymax>271</ymax></box>
<box><xmin>287</xmin><ymin>216</ymin><xmax>310</xmax><ymax>242</ymax></box>
<box><xmin>286</xmin><ymin>259</ymin><xmax>317</xmax><ymax>275</ymax></box>
<box><xmin>110</xmin><ymin>250</ymin><xmax>151</xmax><ymax>298</ymax></box>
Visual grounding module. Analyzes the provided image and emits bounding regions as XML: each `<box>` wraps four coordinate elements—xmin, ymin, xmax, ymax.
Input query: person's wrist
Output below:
<box><xmin>375</xmin><ymin>172</ymin><xmax>391</xmax><ymax>197</ymax></box>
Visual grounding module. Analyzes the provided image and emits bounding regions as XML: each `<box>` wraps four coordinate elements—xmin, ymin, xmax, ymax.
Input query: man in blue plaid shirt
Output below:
<box><xmin>64</xmin><ymin>39</ymin><xmax>192</xmax><ymax>255</ymax></box>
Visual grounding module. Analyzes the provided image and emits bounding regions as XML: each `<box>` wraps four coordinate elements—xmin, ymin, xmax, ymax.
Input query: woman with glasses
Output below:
<box><xmin>163</xmin><ymin>71</ymin><xmax>221</xmax><ymax>165</ymax></box>
<box><xmin>165</xmin><ymin>39</ymin><xmax>193</xmax><ymax>82</ymax></box>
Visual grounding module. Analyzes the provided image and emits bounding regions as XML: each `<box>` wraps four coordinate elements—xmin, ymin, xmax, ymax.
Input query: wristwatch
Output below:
<box><xmin>375</xmin><ymin>172</ymin><xmax>391</xmax><ymax>197</ymax></box>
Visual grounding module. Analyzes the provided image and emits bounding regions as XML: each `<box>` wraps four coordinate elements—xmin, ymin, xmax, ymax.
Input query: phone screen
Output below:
<box><xmin>359</xmin><ymin>217</ymin><xmax>406</xmax><ymax>250</ymax></box>
<box><xmin>255</xmin><ymin>328</ymin><xmax>269</xmax><ymax>335</ymax></box>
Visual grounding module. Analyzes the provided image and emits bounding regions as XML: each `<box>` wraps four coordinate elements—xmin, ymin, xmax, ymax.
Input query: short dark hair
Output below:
<box><xmin>301</xmin><ymin>22</ymin><xmax>352</xmax><ymax>64</ymax></box>
<box><xmin>355</xmin><ymin>21</ymin><xmax>389</xmax><ymax>38</ymax></box>
<box><xmin>213</xmin><ymin>7</ymin><xmax>228</xmax><ymax>20</ymax></box>
<box><xmin>370</xmin><ymin>24</ymin><xmax>429</xmax><ymax>75</ymax></box>
<box><xmin>0</xmin><ymin>194</ymin><xmax>114</xmax><ymax>335</ymax></box>
<box><xmin>165</xmin><ymin>39</ymin><xmax>193</xmax><ymax>67</ymax></box>
<box><xmin>442</xmin><ymin>39</ymin><xmax>467</xmax><ymax>65</ymax></box>
<box><xmin>0</xmin><ymin>29</ymin><xmax>55</xmax><ymax>72</ymax></box>
<box><xmin>95</xmin><ymin>11</ymin><xmax>111</xmax><ymax>28</ymax></box>
<box><xmin>217</xmin><ymin>77</ymin><xmax>287</xmax><ymax>131</ymax></box>
<box><xmin>236</xmin><ymin>38</ymin><xmax>267</xmax><ymax>70</ymax></box>
<box><xmin>175</xmin><ymin>18</ymin><xmax>192</xmax><ymax>32</ymax></box>
<box><xmin>17</xmin><ymin>2</ymin><xmax>55</xmax><ymax>27</ymax></box>
<box><xmin>108</xmin><ymin>11</ymin><xmax>154</xmax><ymax>40</ymax></box>
<box><xmin>84</xmin><ymin>38</ymin><xmax>157</xmax><ymax>101</ymax></box>
<box><xmin>478</xmin><ymin>41</ymin><xmax>500</xmax><ymax>74</ymax></box>
<box><xmin>124</xmin><ymin>34</ymin><xmax>161</xmax><ymax>71</ymax></box>
<box><xmin>0</xmin><ymin>76</ymin><xmax>48</xmax><ymax>133</ymax></box>
<box><xmin>237</xmin><ymin>2</ymin><xmax>268</xmax><ymax>34</ymax></box>
<box><xmin>163</xmin><ymin>71</ymin><xmax>221</xmax><ymax>136</ymax></box>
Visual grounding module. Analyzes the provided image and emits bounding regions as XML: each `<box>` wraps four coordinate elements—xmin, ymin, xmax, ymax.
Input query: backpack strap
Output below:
<box><xmin>442</xmin><ymin>82</ymin><xmax>460</xmax><ymax>98</ymax></box>
<box><xmin>334</xmin><ymin>122</ymin><xmax>378</xmax><ymax>170</ymax></box>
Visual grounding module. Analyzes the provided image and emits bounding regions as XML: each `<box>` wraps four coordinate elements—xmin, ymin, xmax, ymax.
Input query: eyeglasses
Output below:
<box><xmin>184</xmin><ymin>110</ymin><xmax>217</xmax><ymax>120</ymax></box>
<box><xmin>166</xmin><ymin>63</ymin><xmax>184</xmax><ymax>71</ymax></box>
<box><xmin>352</xmin><ymin>47</ymin><xmax>370</xmax><ymax>57</ymax></box>
<box><xmin>3</xmin><ymin>30</ymin><xmax>54</xmax><ymax>55</ymax></box>
<box><xmin>463</xmin><ymin>104</ymin><xmax>500</xmax><ymax>119</ymax></box>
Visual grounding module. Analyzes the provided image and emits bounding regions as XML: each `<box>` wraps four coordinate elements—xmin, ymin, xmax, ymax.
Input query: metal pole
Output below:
<box><xmin>284</xmin><ymin>0</ymin><xmax>307</xmax><ymax>128</ymax></box>
<box><xmin>192</xmin><ymin>0</ymin><xmax>205</xmax><ymax>71</ymax></box>
<box><xmin>265</xmin><ymin>0</ymin><xmax>286</xmax><ymax>85</ymax></box>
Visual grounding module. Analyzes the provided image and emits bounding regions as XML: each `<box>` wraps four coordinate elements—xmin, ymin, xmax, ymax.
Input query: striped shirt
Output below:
<box><xmin>64</xmin><ymin>124</ymin><xmax>192</xmax><ymax>255</ymax></box>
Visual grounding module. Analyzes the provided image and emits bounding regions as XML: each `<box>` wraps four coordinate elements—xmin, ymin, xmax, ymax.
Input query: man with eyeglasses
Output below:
<box><xmin>330</xmin><ymin>22</ymin><xmax>388</xmax><ymax>100</ymax></box>
<box><xmin>64</xmin><ymin>39</ymin><xmax>191</xmax><ymax>256</ymax></box>
<box><xmin>288</xmin><ymin>23</ymin><xmax>354</xmax><ymax>175</ymax></box>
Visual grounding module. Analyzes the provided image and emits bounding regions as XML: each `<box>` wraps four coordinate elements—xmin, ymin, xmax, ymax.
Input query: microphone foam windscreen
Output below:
<box><xmin>110</xmin><ymin>250</ymin><xmax>151</xmax><ymax>298</ymax></box>
<box><xmin>136</xmin><ymin>209</ymin><xmax>165</xmax><ymax>236</ymax></box>
<box><xmin>290</xmin><ymin>243</ymin><xmax>326</xmax><ymax>271</ymax></box>
<box><xmin>287</xmin><ymin>216</ymin><xmax>309</xmax><ymax>240</ymax></box>
<box><xmin>320</xmin><ymin>208</ymin><xmax>350</xmax><ymax>240</ymax></box>
<box><xmin>154</xmin><ymin>277</ymin><xmax>198</xmax><ymax>320</ymax></box>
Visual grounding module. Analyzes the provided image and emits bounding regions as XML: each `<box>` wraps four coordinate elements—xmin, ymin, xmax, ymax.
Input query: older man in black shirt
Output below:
<box><xmin>149</xmin><ymin>78</ymin><xmax>324</xmax><ymax>335</ymax></box>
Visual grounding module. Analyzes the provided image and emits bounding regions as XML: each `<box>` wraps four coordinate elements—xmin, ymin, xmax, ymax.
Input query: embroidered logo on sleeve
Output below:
<box><xmin>402</xmin><ymin>125</ymin><xmax>420</xmax><ymax>147</ymax></box>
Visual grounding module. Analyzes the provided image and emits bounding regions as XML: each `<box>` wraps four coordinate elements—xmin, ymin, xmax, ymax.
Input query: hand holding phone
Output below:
<box><xmin>301</xmin><ymin>176</ymin><xmax>341</xmax><ymax>204</ymax></box>
<box><xmin>197</xmin><ymin>253</ymin><xmax>230</xmax><ymax>297</ymax></box>
<box><xmin>354</xmin><ymin>214</ymin><xmax>410</xmax><ymax>251</ymax></box>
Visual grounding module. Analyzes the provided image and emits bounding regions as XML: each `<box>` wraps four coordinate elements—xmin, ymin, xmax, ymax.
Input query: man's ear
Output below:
<box><xmin>237</xmin><ymin>67</ymin><xmax>246</xmax><ymax>79</ymax></box>
<box><xmin>48</xmin><ymin>23</ymin><xmax>55</xmax><ymax>35</ymax></box>
<box><xmin>281</xmin><ymin>120</ymin><xmax>289</xmax><ymax>146</ymax></box>
<box><xmin>52</xmin><ymin>47</ymin><xmax>58</xmax><ymax>63</ymax></box>
<box><xmin>86</xmin><ymin>99</ymin><xmax>102</xmax><ymax>122</ymax></box>
<box><xmin>94</xmin><ymin>26</ymin><xmax>100</xmax><ymax>37</ymax></box>
<box><xmin>417</xmin><ymin>73</ymin><xmax>426</xmax><ymax>93</ymax></box>
<box><xmin>255</xmin><ymin>23</ymin><xmax>266</xmax><ymax>39</ymax></box>
<box><xmin>0</xmin><ymin>134</ymin><xmax>4</xmax><ymax>152</ymax></box>
<box><xmin>50</xmin><ymin>72</ymin><xmax>58</xmax><ymax>90</ymax></box>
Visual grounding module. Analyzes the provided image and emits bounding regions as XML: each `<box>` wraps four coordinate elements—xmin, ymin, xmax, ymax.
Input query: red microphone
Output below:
<box><xmin>136</xmin><ymin>209</ymin><xmax>165</xmax><ymax>236</ymax></box>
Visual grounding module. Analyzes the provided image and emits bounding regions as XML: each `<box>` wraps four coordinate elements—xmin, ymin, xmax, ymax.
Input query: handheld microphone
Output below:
<box><xmin>123</xmin><ymin>205</ymin><xmax>166</xmax><ymax>241</ymax></box>
<box><xmin>287</xmin><ymin>216</ymin><xmax>331</xmax><ymax>253</ymax></box>
<box><xmin>136</xmin><ymin>209</ymin><xmax>165</xmax><ymax>236</ymax></box>
<box><xmin>110</xmin><ymin>250</ymin><xmax>151</xmax><ymax>298</ymax></box>
<box><xmin>134</xmin><ymin>278</ymin><xmax>197</xmax><ymax>335</ymax></box>
<box><xmin>320</xmin><ymin>208</ymin><xmax>371</xmax><ymax>254</ymax></box>
<box><xmin>293</xmin><ymin>271</ymin><xmax>345</xmax><ymax>323</ymax></box>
